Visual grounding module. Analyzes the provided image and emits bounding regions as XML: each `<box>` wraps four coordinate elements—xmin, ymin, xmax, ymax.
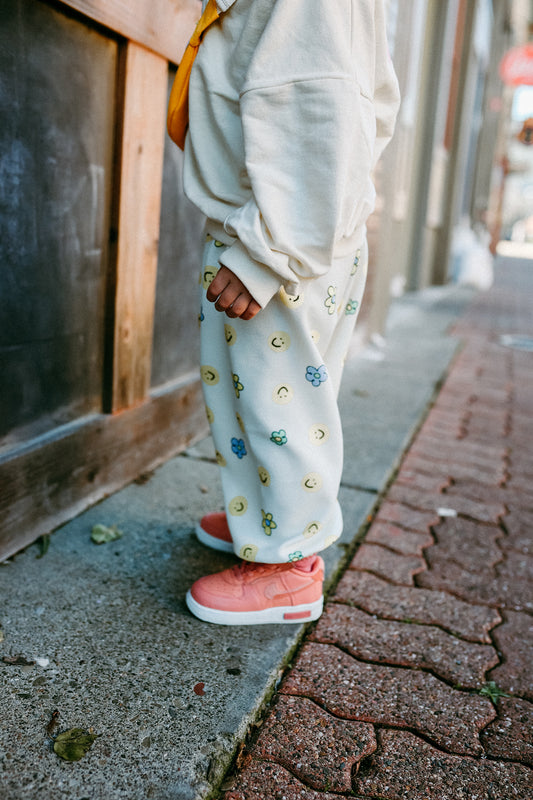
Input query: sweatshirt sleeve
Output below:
<box><xmin>219</xmin><ymin>0</ymin><xmax>400</xmax><ymax>308</ymax></box>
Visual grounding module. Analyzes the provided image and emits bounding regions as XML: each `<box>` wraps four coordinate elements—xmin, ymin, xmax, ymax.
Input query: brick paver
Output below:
<box><xmin>353</xmin><ymin>730</ymin><xmax>533</xmax><ymax>799</ymax></box>
<box><xmin>310</xmin><ymin>603</ymin><xmax>499</xmax><ymax>688</ymax></box>
<box><xmin>364</xmin><ymin>520</ymin><xmax>433</xmax><ymax>555</ymax></box>
<box><xmin>480</xmin><ymin>697</ymin><xmax>533</xmax><ymax>766</ymax></box>
<box><xmin>332</xmin><ymin>570</ymin><xmax>500</xmax><ymax>642</ymax></box>
<box><xmin>221</xmin><ymin>261</ymin><xmax>533</xmax><ymax>798</ymax></box>
<box><xmin>349</xmin><ymin>543</ymin><xmax>426</xmax><ymax>584</ymax></box>
<box><xmin>281</xmin><ymin>643</ymin><xmax>495</xmax><ymax>754</ymax></box>
<box><xmin>488</xmin><ymin>610</ymin><xmax>533</xmax><ymax>700</ymax></box>
<box><xmin>251</xmin><ymin>696</ymin><xmax>376</xmax><ymax>792</ymax></box>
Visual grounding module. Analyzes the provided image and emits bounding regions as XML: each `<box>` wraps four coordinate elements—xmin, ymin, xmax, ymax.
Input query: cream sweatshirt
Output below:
<box><xmin>183</xmin><ymin>0</ymin><xmax>400</xmax><ymax>308</ymax></box>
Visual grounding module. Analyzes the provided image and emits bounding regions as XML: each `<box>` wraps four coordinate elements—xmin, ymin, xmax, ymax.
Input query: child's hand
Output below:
<box><xmin>206</xmin><ymin>266</ymin><xmax>261</xmax><ymax>320</ymax></box>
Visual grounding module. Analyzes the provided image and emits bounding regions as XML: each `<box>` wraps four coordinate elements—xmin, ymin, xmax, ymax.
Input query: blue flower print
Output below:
<box><xmin>231</xmin><ymin>438</ymin><xmax>247</xmax><ymax>459</ymax></box>
<box><xmin>306</xmin><ymin>365</ymin><xmax>328</xmax><ymax>387</ymax></box>
<box><xmin>289</xmin><ymin>551</ymin><xmax>303</xmax><ymax>562</ymax></box>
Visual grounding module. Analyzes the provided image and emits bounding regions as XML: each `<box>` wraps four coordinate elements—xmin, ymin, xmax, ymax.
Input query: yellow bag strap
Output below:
<box><xmin>167</xmin><ymin>0</ymin><xmax>220</xmax><ymax>150</ymax></box>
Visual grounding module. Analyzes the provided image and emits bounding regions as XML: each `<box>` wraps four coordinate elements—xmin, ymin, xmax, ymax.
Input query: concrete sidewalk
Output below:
<box><xmin>1</xmin><ymin>260</ymin><xmax>526</xmax><ymax>800</ymax></box>
<box><xmin>221</xmin><ymin>256</ymin><xmax>533</xmax><ymax>800</ymax></box>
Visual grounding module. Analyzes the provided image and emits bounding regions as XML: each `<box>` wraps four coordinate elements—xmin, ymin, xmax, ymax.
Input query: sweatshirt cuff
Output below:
<box><xmin>218</xmin><ymin>239</ymin><xmax>282</xmax><ymax>309</ymax></box>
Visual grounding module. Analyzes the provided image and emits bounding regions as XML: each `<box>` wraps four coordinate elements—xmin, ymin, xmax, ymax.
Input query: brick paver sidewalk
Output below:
<box><xmin>220</xmin><ymin>259</ymin><xmax>533</xmax><ymax>800</ymax></box>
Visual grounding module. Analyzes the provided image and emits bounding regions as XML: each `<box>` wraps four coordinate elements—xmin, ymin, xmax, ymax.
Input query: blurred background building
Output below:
<box><xmin>1</xmin><ymin>0</ymin><xmax>532</xmax><ymax>559</ymax></box>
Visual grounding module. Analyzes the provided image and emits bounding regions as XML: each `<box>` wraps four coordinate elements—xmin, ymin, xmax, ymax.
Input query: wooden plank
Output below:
<box><xmin>56</xmin><ymin>0</ymin><xmax>201</xmax><ymax>63</ymax></box>
<box><xmin>0</xmin><ymin>378</ymin><xmax>208</xmax><ymax>562</ymax></box>
<box><xmin>112</xmin><ymin>41</ymin><xmax>168</xmax><ymax>412</ymax></box>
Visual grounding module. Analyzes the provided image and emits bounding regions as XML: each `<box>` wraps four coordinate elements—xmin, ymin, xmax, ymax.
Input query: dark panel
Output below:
<box><xmin>0</xmin><ymin>0</ymin><xmax>117</xmax><ymax>444</ymax></box>
<box><xmin>150</xmin><ymin>69</ymin><xmax>205</xmax><ymax>389</ymax></box>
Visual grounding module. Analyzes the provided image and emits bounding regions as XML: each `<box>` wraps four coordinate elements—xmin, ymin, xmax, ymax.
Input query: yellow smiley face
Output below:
<box><xmin>303</xmin><ymin>521</ymin><xmax>322</xmax><ymax>539</ymax></box>
<box><xmin>224</xmin><ymin>324</ymin><xmax>237</xmax><ymax>346</ymax></box>
<box><xmin>309</xmin><ymin>424</ymin><xmax>330</xmax><ymax>445</ymax></box>
<box><xmin>310</xmin><ymin>330</ymin><xmax>321</xmax><ymax>344</ymax></box>
<box><xmin>239</xmin><ymin>544</ymin><xmax>258</xmax><ymax>561</ymax></box>
<box><xmin>279</xmin><ymin>286</ymin><xmax>304</xmax><ymax>309</ymax></box>
<box><xmin>258</xmin><ymin>466</ymin><xmax>271</xmax><ymax>486</ymax></box>
<box><xmin>236</xmin><ymin>412</ymin><xmax>246</xmax><ymax>433</ymax></box>
<box><xmin>324</xmin><ymin>533</ymin><xmax>341</xmax><ymax>547</ymax></box>
<box><xmin>229</xmin><ymin>496</ymin><xmax>248</xmax><ymax>516</ymax></box>
<box><xmin>201</xmin><ymin>365</ymin><xmax>220</xmax><ymax>385</ymax></box>
<box><xmin>302</xmin><ymin>472</ymin><xmax>323</xmax><ymax>492</ymax></box>
<box><xmin>272</xmin><ymin>383</ymin><xmax>294</xmax><ymax>405</ymax></box>
<box><xmin>215</xmin><ymin>451</ymin><xmax>227</xmax><ymax>467</ymax></box>
<box><xmin>202</xmin><ymin>266</ymin><xmax>219</xmax><ymax>290</ymax></box>
<box><xmin>269</xmin><ymin>331</ymin><xmax>291</xmax><ymax>352</ymax></box>
<box><xmin>205</xmin><ymin>406</ymin><xmax>214</xmax><ymax>424</ymax></box>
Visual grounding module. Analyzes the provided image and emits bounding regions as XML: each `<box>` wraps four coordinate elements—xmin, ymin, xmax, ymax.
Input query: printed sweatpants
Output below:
<box><xmin>199</xmin><ymin>231</ymin><xmax>368</xmax><ymax>564</ymax></box>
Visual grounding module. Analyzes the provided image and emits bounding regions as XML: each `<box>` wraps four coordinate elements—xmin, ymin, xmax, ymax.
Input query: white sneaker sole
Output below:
<box><xmin>186</xmin><ymin>590</ymin><xmax>324</xmax><ymax>625</ymax></box>
<box><xmin>195</xmin><ymin>522</ymin><xmax>234</xmax><ymax>553</ymax></box>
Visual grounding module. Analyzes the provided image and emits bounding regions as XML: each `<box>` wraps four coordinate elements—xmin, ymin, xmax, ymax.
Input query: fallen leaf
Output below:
<box><xmin>90</xmin><ymin>524</ymin><xmax>123</xmax><ymax>545</ymax></box>
<box><xmin>46</xmin><ymin>710</ymin><xmax>60</xmax><ymax>738</ymax></box>
<box><xmin>36</xmin><ymin>535</ymin><xmax>51</xmax><ymax>558</ymax></box>
<box><xmin>193</xmin><ymin>682</ymin><xmax>206</xmax><ymax>696</ymax></box>
<box><xmin>2</xmin><ymin>655</ymin><xmax>35</xmax><ymax>666</ymax></box>
<box><xmin>53</xmin><ymin>728</ymin><xmax>99</xmax><ymax>761</ymax></box>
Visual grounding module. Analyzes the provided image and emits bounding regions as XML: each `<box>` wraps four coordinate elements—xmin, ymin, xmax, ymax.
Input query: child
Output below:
<box><xmin>176</xmin><ymin>0</ymin><xmax>400</xmax><ymax>624</ymax></box>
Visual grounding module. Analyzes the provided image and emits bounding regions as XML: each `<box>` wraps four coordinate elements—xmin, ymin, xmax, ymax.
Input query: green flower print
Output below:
<box><xmin>233</xmin><ymin>373</ymin><xmax>244</xmax><ymax>398</ymax></box>
<box><xmin>289</xmin><ymin>551</ymin><xmax>303</xmax><ymax>562</ymax></box>
<box><xmin>345</xmin><ymin>299</ymin><xmax>359</xmax><ymax>315</ymax></box>
<box><xmin>270</xmin><ymin>429</ymin><xmax>288</xmax><ymax>446</ymax></box>
<box><xmin>262</xmin><ymin>510</ymin><xmax>277</xmax><ymax>536</ymax></box>
<box><xmin>324</xmin><ymin>285</ymin><xmax>337</xmax><ymax>315</ymax></box>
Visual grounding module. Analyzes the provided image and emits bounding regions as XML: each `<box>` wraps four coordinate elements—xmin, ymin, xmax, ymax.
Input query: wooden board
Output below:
<box><xmin>56</xmin><ymin>0</ymin><xmax>201</xmax><ymax>63</ymax></box>
<box><xmin>0</xmin><ymin>378</ymin><xmax>208</xmax><ymax>562</ymax></box>
<box><xmin>111</xmin><ymin>41</ymin><xmax>168</xmax><ymax>412</ymax></box>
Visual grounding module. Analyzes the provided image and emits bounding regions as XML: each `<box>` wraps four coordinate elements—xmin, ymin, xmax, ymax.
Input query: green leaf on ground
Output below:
<box><xmin>90</xmin><ymin>524</ymin><xmax>123</xmax><ymax>545</ymax></box>
<box><xmin>477</xmin><ymin>681</ymin><xmax>510</xmax><ymax>702</ymax></box>
<box><xmin>36</xmin><ymin>535</ymin><xmax>50</xmax><ymax>558</ymax></box>
<box><xmin>53</xmin><ymin>728</ymin><xmax>99</xmax><ymax>761</ymax></box>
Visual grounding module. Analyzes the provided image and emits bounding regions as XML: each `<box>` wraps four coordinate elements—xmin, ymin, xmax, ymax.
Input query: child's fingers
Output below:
<box><xmin>207</xmin><ymin>266</ymin><xmax>261</xmax><ymax>319</ymax></box>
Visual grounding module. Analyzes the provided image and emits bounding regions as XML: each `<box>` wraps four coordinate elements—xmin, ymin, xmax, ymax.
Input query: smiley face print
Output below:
<box><xmin>229</xmin><ymin>496</ymin><xmax>248</xmax><ymax>516</ymax></box>
<box><xmin>279</xmin><ymin>286</ymin><xmax>304</xmax><ymax>309</ymax></box>
<box><xmin>202</xmin><ymin>265</ymin><xmax>219</xmax><ymax>290</ymax></box>
<box><xmin>258</xmin><ymin>466</ymin><xmax>271</xmax><ymax>486</ymax></box>
<box><xmin>224</xmin><ymin>324</ymin><xmax>237</xmax><ymax>346</ymax></box>
<box><xmin>201</xmin><ymin>365</ymin><xmax>220</xmax><ymax>386</ymax></box>
<box><xmin>268</xmin><ymin>331</ymin><xmax>291</xmax><ymax>352</ymax></box>
<box><xmin>302</xmin><ymin>472</ymin><xmax>323</xmax><ymax>492</ymax></box>
<box><xmin>303</xmin><ymin>521</ymin><xmax>322</xmax><ymax>539</ymax></box>
<box><xmin>272</xmin><ymin>383</ymin><xmax>294</xmax><ymax>405</ymax></box>
<box><xmin>239</xmin><ymin>544</ymin><xmax>258</xmax><ymax>561</ymax></box>
<box><xmin>309</xmin><ymin>423</ymin><xmax>330</xmax><ymax>445</ymax></box>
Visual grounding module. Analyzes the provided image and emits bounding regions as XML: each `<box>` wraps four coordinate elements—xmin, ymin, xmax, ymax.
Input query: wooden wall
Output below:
<box><xmin>0</xmin><ymin>0</ymin><xmax>207</xmax><ymax>560</ymax></box>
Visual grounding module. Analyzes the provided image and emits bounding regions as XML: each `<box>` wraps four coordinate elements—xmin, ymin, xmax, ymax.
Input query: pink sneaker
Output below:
<box><xmin>195</xmin><ymin>512</ymin><xmax>233</xmax><ymax>553</ymax></box>
<box><xmin>186</xmin><ymin>556</ymin><xmax>324</xmax><ymax>625</ymax></box>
